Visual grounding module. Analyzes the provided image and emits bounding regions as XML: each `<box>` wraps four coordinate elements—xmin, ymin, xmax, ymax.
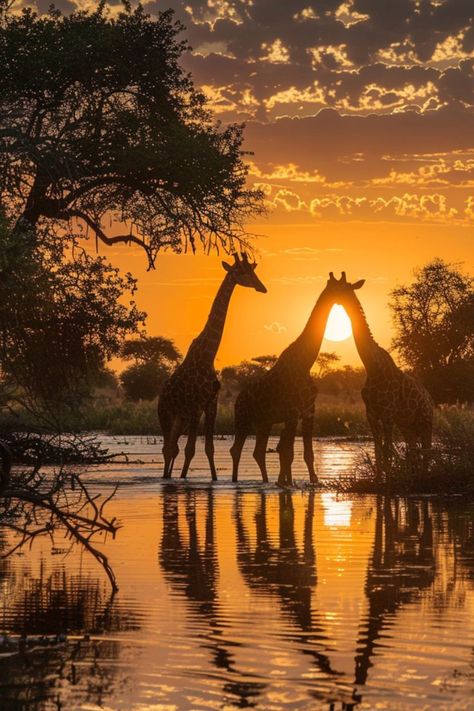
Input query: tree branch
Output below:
<box><xmin>61</xmin><ymin>209</ymin><xmax>157</xmax><ymax>269</ymax></box>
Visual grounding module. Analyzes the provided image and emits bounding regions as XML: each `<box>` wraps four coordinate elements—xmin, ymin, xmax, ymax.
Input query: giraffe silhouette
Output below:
<box><xmin>348</xmin><ymin>498</ymin><xmax>435</xmax><ymax>708</ymax></box>
<box><xmin>158</xmin><ymin>253</ymin><xmax>267</xmax><ymax>480</ymax></box>
<box><xmin>330</xmin><ymin>272</ymin><xmax>433</xmax><ymax>475</ymax></box>
<box><xmin>230</xmin><ymin>277</ymin><xmax>336</xmax><ymax>486</ymax></box>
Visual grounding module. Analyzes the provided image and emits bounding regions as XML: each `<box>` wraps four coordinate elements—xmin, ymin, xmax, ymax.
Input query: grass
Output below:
<box><xmin>336</xmin><ymin>407</ymin><xmax>474</xmax><ymax>495</ymax></box>
<box><xmin>0</xmin><ymin>399</ymin><xmax>370</xmax><ymax>437</ymax></box>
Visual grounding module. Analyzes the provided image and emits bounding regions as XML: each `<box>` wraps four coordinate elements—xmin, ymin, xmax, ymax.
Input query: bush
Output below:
<box><xmin>346</xmin><ymin>408</ymin><xmax>474</xmax><ymax>495</ymax></box>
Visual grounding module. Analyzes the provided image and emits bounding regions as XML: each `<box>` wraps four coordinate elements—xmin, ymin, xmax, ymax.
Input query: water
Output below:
<box><xmin>1</xmin><ymin>437</ymin><xmax>474</xmax><ymax>710</ymax></box>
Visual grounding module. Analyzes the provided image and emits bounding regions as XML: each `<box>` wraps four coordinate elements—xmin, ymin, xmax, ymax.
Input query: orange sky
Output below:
<box><xmin>108</xmin><ymin>217</ymin><xmax>472</xmax><ymax>368</ymax></box>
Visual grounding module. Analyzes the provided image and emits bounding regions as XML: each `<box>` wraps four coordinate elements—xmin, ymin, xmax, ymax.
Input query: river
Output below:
<box><xmin>1</xmin><ymin>436</ymin><xmax>473</xmax><ymax>709</ymax></box>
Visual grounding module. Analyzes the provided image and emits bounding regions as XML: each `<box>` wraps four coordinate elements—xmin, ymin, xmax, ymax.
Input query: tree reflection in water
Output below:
<box><xmin>0</xmin><ymin>567</ymin><xmax>139</xmax><ymax>709</ymax></box>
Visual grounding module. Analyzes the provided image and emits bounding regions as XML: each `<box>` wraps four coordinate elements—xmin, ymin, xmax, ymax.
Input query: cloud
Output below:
<box><xmin>244</xmin><ymin>108</ymin><xmax>474</xmax><ymax>170</ymax></box>
<box><xmin>30</xmin><ymin>1</ymin><xmax>474</xmax><ymax>228</ymax></box>
<box><xmin>264</xmin><ymin>320</ymin><xmax>287</xmax><ymax>334</ymax></box>
<box><xmin>167</xmin><ymin>1</ymin><xmax>474</xmax><ymax>120</ymax></box>
<box><xmin>258</xmin><ymin>185</ymin><xmax>473</xmax><ymax>223</ymax></box>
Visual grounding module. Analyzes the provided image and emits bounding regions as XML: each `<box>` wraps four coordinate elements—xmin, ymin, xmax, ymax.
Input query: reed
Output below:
<box><xmin>339</xmin><ymin>407</ymin><xmax>474</xmax><ymax>495</ymax></box>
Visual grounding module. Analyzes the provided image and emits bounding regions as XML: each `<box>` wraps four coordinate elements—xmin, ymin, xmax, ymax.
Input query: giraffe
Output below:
<box><xmin>230</xmin><ymin>277</ymin><xmax>336</xmax><ymax>486</ymax></box>
<box><xmin>158</xmin><ymin>253</ymin><xmax>267</xmax><ymax>480</ymax></box>
<box><xmin>330</xmin><ymin>272</ymin><xmax>433</xmax><ymax>475</ymax></box>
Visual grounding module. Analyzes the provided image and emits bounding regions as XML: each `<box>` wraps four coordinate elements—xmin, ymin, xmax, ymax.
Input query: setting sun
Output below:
<box><xmin>324</xmin><ymin>305</ymin><xmax>353</xmax><ymax>342</ymax></box>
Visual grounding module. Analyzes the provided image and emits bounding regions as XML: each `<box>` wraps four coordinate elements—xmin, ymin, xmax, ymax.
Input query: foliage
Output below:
<box><xmin>315</xmin><ymin>365</ymin><xmax>366</xmax><ymax>403</ymax></box>
<box><xmin>345</xmin><ymin>408</ymin><xmax>474</xmax><ymax>495</ymax></box>
<box><xmin>120</xmin><ymin>361</ymin><xmax>168</xmax><ymax>402</ymax></box>
<box><xmin>121</xmin><ymin>336</ymin><xmax>181</xmax><ymax>365</ymax></box>
<box><xmin>314</xmin><ymin>351</ymin><xmax>340</xmax><ymax>378</ymax></box>
<box><xmin>313</xmin><ymin>404</ymin><xmax>369</xmax><ymax>437</ymax></box>
<box><xmin>390</xmin><ymin>259</ymin><xmax>474</xmax><ymax>403</ymax></box>
<box><xmin>119</xmin><ymin>335</ymin><xmax>181</xmax><ymax>401</ymax></box>
<box><xmin>0</xmin><ymin>3</ymin><xmax>263</xmax><ymax>267</ymax></box>
<box><xmin>0</xmin><ymin>215</ymin><xmax>145</xmax><ymax>425</ymax></box>
<box><xmin>251</xmin><ymin>354</ymin><xmax>279</xmax><ymax>369</ymax></box>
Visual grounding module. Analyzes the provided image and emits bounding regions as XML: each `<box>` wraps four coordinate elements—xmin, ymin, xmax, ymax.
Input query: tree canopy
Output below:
<box><xmin>0</xmin><ymin>2</ymin><xmax>263</xmax><ymax>268</ymax></box>
<box><xmin>390</xmin><ymin>259</ymin><xmax>474</xmax><ymax>403</ymax></box>
<box><xmin>119</xmin><ymin>335</ymin><xmax>181</xmax><ymax>401</ymax></box>
<box><xmin>0</xmin><ymin>215</ymin><xmax>145</xmax><ymax>423</ymax></box>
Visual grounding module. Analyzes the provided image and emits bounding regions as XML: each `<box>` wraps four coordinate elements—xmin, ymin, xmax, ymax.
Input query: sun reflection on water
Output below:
<box><xmin>321</xmin><ymin>493</ymin><xmax>353</xmax><ymax>527</ymax></box>
<box><xmin>1</xmin><ymin>439</ymin><xmax>474</xmax><ymax>710</ymax></box>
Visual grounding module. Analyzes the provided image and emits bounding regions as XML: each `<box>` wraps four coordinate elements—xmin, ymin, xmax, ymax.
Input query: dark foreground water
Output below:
<box><xmin>1</xmin><ymin>437</ymin><xmax>474</xmax><ymax>710</ymax></box>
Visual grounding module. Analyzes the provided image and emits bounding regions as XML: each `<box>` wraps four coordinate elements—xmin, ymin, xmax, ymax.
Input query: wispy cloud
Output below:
<box><xmin>264</xmin><ymin>321</ymin><xmax>287</xmax><ymax>334</ymax></box>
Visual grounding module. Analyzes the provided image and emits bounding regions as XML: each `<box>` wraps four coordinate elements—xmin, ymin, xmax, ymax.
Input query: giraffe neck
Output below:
<box><xmin>287</xmin><ymin>291</ymin><xmax>334</xmax><ymax>370</ymax></box>
<box><xmin>185</xmin><ymin>273</ymin><xmax>236</xmax><ymax>365</ymax></box>
<box><xmin>344</xmin><ymin>294</ymin><xmax>387</xmax><ymax>374</ymax></box>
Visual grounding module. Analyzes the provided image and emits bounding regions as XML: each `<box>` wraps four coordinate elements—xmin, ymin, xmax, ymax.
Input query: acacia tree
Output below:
<box><xmin>0</xmin><ymin>214</ymin><xmax>145</xmax><ymax>425</ymax></box>
<box><xmin>119</xmin><ymin>336</ymin><xmax>181</xmax><ymax>400</ymax></box>
<box><xmin>390</xmin><ymin>259</ymin><xmax>474</xmax><ymax>402</ymax></box>
<box><xmin>0</xmin><ymin>3</ymin><xmax>263</xmax><ymax>268</ymax></box>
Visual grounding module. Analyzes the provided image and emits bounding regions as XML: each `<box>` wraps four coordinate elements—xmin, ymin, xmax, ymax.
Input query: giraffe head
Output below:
<box><xmin>325</xmin><ymin>271</ymin><xmax>365</xmax><ymax>307</ymax></box>
<box><xmin>222</xmin><ymin>253</ymin><xmax>267</xmax><ymax>293</ymax></box>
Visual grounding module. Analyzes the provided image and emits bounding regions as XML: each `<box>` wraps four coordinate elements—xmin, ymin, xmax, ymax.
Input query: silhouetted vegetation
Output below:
<box><xmin>0</xmin><ymin>215</ymin><xmax>144</xmax><ymax>429</ymax></box>
<box><xmin>340</xmin><ymin>408</ymin><xmax>474</xmax><ymax>495</ymax></box>
<box><xmin>0</xmin><ymin>2</ymin><xmax>263</xmax><ymax>267</ymax></box>
<box><xmin>390</xmin><ymin>259</ymin><xmax>474</xmax><ymax>403</ymax></box>
<box><xmin>120</xmin><ymin>336</ymin><xmax>181</xmax><ymax>401</ymax></box>
<box><xmin>0</xmin><ymin>463</ymin><xmax>119</xmax><ymax>591</ymax></box>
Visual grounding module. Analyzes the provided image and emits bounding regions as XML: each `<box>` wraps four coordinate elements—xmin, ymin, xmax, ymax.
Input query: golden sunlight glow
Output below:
<box><xmin>321</xmin><ymin>493</ymin><xmax>353</xmax><ymax>527</ymax></box>
<box><xmin>324</xmin><ymin>304</ymin><xmax>353</xmax><ymax>342</ymax></box>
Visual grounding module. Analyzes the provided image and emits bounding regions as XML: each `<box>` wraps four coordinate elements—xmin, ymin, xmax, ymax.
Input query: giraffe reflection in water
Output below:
<box><xmin>159</xmin><ymin>485</ymin><xmax>267</xmax><ymax>707</ymax></box>
<box><xmin>2</xmin><ymin>489</ymin><xmax>474</xmax><ymax>708</ymax></box>
<box><xmin>158</xmin><ymin>488</ymin><xmax>464</xmax><ymax>708</ymax></box>
<box><xmin>351</xmin><ymin>497</ymin><xmax>436</xmax><ymax>706</ymax></box>
<box><xmin>234</xmin><ymin>491</ymin><xmax>342</xmax><ymax>680</ymax></box>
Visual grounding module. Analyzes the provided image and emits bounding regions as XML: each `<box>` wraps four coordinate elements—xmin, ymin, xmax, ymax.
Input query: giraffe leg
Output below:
<box><xmin>253</xmin><ymin>424</ymin><xmax>271</xmax><ymax>483</ymax></box>
<box><xmin>302</xmin><ymin>411</ymin><xmax>317</xmax><ymax>484</ymax></box>
<box><xmin>382</xmin><ymin>421</ymin><xmax>394</xmax><ymax>472</ymax></box>
<box><xmin>277</xmin><ymin>418</ymin><xmax>297</xmax><ymax>487</ymax></box>
<box><xmin>164</xmin><ymin>416</ymin><xmax>182</xmax><ymax>479</ymax></box>
<box><xmin>162</xmin><ymin>441</ymin><xmax>172</xmax><ymax>479</ymax></box>
<box><xmin>230</xmin><ymin>427</ymin><xmax>249</xmax><ymax>483</ymax></box>
<box><xmin>404</xmin><ymin>431</ymin><xmax>419</xmax><ymax>470</ymax></box>
<box><xmin>180</xmin><ymin>414</ymin><xmax>200</xmax><ymax>479</ymax></box>
<box><xmin>367</xmin><ymin>411</ymin><xmax>384</xmax><ymax>478</ymax></box>
<box><xmin>158</xmin><ymin>401</ymin><xmax>173</xmax><ymax>478</ymax></box>
<box><xmin>204</xmin><ymin>398</ymin><xmax>218</xmax><ymax>481</ymax></box>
